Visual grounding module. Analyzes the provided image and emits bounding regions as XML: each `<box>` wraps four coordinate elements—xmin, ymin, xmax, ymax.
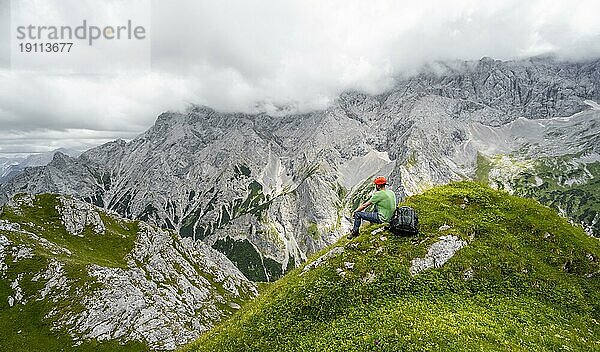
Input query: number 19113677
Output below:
<box><xmin>18</xmin><ymin>42</ymin><xmax>73</xmax><ymax>53</ymax></box>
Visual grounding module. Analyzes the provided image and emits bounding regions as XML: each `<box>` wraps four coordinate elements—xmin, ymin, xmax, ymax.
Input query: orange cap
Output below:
<box><xmin>373</xmin><ymin>176</ymin><xmax>387</xmax><ymax>185</ymax></box>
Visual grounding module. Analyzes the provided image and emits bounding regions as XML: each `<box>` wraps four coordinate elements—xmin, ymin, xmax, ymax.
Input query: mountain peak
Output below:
<box><xmin>49</xmin><ymin>150</ymin><xmax>75</xmax><ymax>167</ymax></box>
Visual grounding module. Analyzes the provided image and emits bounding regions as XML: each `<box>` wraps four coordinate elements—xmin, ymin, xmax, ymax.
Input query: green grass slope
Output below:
<box><xmin>183</xmin><ymin>182</ymin><xmax>600</xmax><ymax>352</ymax></box>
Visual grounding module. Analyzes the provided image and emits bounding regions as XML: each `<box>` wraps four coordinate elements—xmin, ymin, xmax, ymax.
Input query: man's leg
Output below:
<box><xmin>349</xmin><ymin>211</ymin><xmax>380</xmax><ymax>238</ymax></box>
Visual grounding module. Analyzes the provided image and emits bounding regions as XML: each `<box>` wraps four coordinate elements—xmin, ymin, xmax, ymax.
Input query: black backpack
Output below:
<box><xmin>388</xmin><ymin>206</ymin><xmax>419</xmax><ymax>236</ymax></box>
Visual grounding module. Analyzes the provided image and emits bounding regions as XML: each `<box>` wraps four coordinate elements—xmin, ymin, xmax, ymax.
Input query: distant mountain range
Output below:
<box><xmin>0</xmin><ymin>148</ymin><xmax>81</xmax><ymax>183</ymax></box>
<box><xmin>1</xmin><ymin>56</ymin><xmax>599</xmax><ymax>283</ymax></box>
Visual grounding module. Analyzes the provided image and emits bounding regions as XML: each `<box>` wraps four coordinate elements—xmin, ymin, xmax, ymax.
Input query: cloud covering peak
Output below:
<box><xmin>1</xmin><ymin>0</ymin><xmax>600</xmax><ymax>154</ymax></box>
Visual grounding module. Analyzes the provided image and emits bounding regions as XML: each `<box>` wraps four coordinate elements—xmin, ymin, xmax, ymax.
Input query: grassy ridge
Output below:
<box><xmin>183</xmin><ymin>182</ymin><xmax>600</xmax><ymax>352</ymax></box>
<box><xmin>1</xmin><ymin>194</ymin><xmax>139</xmax><ymax>268</ymax></box>
<box><xmin>0</xmin><ymin>194</ymin><xmax>149</xmax><ymax>352</ymax></box>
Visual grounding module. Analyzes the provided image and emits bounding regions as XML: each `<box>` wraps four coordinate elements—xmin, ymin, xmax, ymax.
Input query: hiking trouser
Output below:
<box><xmin>353</xmin><ymin>211</ymin><xmax>382</xmax><ymax>233</ymax></box>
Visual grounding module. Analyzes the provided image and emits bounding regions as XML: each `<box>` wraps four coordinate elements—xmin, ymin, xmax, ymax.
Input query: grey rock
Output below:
<box><xmin>11</xmin><ymin>246</ymin><xmax>33</xmax><ymax>261</ymax></box>
<box><xmin>362</xmin><ymin>271</ymin><xmax>376</xmax><ymax>283</ymax></box>
<box><xmin>60</xmin><ymin>222</ymin><xmax>257</xmax><ymax>350</ymax></box>
<box><xmin>0</xmin><ymin>148</ymin><xmax>81</xmax><ymax>184</ymax></box>
<box><xmin>438</xmin><ymin>224</ymin><xmax>451</xmax><ymax>231</ymax></box>
<box><xmin>37</xmin><ymin>261</ymin><xmax>68</xmax><ymax>300</ymax></box>
<box><xmin>57</xmin><ymin>195</ymin><xmax>105</xmax><ymax>235</ymax></box>
<box><xmin>0</xmin><ymin>235</ymin><xmax>9</xmax><ymax>276</ymax></box>
<box><xmin>9</xmin><ymin>274</ymin><xmax>25</xmax><ymax>305</ymax></box>
<box><xmin>463</xmin><ymin>268</ymin><xmax>474</xmax><ymax>281</ymax></box>
<box><xmin>410</xmin><ymin>235</ymin><xmax>467</xmax><ymax>275</ymax></box>
<box><xmin>301</xmin><ymin>246</ymin><xmax>345</xmax><ymax>275</ymax></box>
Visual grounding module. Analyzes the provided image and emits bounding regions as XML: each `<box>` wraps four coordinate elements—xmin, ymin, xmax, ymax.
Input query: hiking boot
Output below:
<box><xmin>346</xmin><ymin>230</ymin><xmax>359</xmax><ymax>240</ymax></box>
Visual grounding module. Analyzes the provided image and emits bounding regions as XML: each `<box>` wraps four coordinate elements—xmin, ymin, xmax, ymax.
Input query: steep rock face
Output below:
<box><xmin>394</xmin><ymin>57</ymin><xmax>600</xmax><ymax>123</ymax></box>
<box><xmin>0</xmin><ymin>194</ymin><xmax>257</xmax><ymax>350</ymax></box>
<box><xmin>1</xmin><ymin>57</ymin><xmax>599</xmax><ymax>280</ymax></box>
<box><xmin>3</xmin><ymin>152</ymin><xmax>108</xmax><ymax>206</ymax></box>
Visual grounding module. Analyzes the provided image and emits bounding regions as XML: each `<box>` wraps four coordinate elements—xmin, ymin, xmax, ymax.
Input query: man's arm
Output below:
<box><xmin>354</xmin><ymin>201</ymin><xmax>372</xmax><ymax>213</ymax></box>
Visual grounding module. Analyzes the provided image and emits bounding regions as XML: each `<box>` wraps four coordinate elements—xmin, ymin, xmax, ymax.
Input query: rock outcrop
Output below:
<box><xmin>0</xmin><ymin>194</ymin><xmax>257</xmax><ymax>350</ymax></box>
<box><xmin>409</xmin><ymin>235</ymin><xmax>468</xmax><ymax>275</ymax></box>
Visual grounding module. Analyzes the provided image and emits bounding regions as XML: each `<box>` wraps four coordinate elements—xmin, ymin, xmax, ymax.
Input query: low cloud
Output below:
<box><xmin>1</xmin><ymin>0</ymin><xmax>599</xmax><ymax>154</ymax></box>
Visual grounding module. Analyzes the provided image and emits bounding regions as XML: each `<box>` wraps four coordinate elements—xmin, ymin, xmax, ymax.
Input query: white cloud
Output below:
<box><xmin>1</xmin><ymin>0</ymin><xmax>600</xmax><ymax>154</ymax></box>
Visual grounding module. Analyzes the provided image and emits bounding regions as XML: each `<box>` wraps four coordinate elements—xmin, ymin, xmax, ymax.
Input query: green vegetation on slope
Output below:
<box><xmin>183</xmin><ymin>182</ymin><xmax>600</xmax><ymax>352</ymax></box>
<box><xmin>475</xmin><ymin>153</ymin><xmax>492</xmax><ymax>185</ymax></box>
<box><xmin>477</xmin><ymin>153</ymin><xmax>600</xmax><ymax>237</ymax></box>
<box><xmin>505</xmin><ymin>157</ymin><xmax>600</xmax><ymax>237</ymax></box>
<box><xmin>213</xmin><ymin>236</ymin><xmax>283</xmax><ymax>282</ymax></box>
<box><xmin>1</xmin><ymin>194</ymin><xmax>139</xmax><ymax>268</ymax></box>
<box><xmin>0</xmin><ymin>194</ymin><xmax>149</xmax><ymax>352</ymax></box>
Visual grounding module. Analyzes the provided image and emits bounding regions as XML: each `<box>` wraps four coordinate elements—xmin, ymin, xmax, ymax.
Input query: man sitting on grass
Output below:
<box><xmin>347</xmin><ymin>176</ymin><xmax>397</xmax><ymax>239</ymax></box>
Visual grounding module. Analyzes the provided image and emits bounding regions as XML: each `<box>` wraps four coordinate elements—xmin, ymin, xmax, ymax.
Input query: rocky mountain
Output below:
<box><xmin>0</xmin><ymin>193</ymin><xmax>257</xmax><ymax>351</ymax></box>
<box><xmin>0</xmin><ymin>148</ymin><xmax>81</xmax><ymax>184</ymax></box>
<box><xmin>184</xmin><ymin>182</ymin><xmax>600</xmax><ymax>351</ymax></box>
<box><xmin>0</xmin><ymin>156</ymin><xmax>23</xmax><ymax>180</ymax></box>
<box><xmin>1</xmin><ymin>56</ymin><xmax>599</xmax><ymax>282</ymax></box>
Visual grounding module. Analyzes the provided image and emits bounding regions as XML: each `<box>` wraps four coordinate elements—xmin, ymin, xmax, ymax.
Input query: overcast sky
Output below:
<box><xmin>1</xmin><ymin>0</ymin><xmax>600</xmax><ymax>156</ymax></box>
